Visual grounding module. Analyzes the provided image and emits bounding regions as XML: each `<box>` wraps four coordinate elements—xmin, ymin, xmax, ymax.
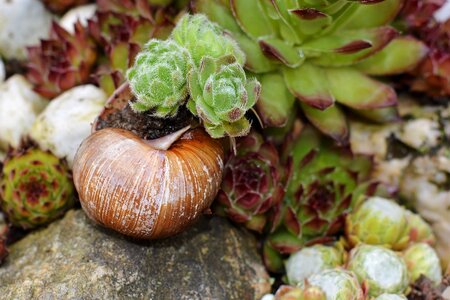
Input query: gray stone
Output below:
<box><xmin>0</xmin><ymin>210</ymin><xmax>271</xmax><ymax>299</ymax></box>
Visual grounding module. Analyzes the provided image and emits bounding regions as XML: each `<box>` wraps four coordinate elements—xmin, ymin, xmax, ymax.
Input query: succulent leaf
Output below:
<box><xmin>126</xmin><ymin>39</ymin><xmax>191</xmax><ymax>116</ymax></box>
<box><xmin>356</xmin><ymin>37</ymin><xmax>428</xmax><ymax>75</ymax></box>
<box><xmin>255</xmin><ymin>72</ymin><xmax>296</xmax><ymax>127</ymax></box>
<box><xmin>301</xmin><ymin>103</ymin><xmax>349</xmax><ymax>144</ymax></box>
<box><xmin>326</xmin><ymin>68</ymin><xmax>397</xmax><ymax>110</ymax></box>
<box><xmin>282</xmin><ymin>63</ymin><xmax>334</xmax><ymax>110</ymax></box>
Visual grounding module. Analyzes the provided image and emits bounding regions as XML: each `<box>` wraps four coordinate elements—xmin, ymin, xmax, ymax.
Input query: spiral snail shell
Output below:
<box><xmin>72</xmin><ymin>84</ymin><xmax>224</xmax><ymax>239</ymax></box>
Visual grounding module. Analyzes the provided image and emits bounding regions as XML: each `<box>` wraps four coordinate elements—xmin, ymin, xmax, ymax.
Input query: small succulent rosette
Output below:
<box><xmin>187</xmin><ymin>55</ymin><xmax>260</xmax><ymax>138</ymax></box>
<box><xmin>285</xmin><ymin>244</ymin><xmax>344</xmax><ymax>285</ymax></box>
<box><xmin>403</xmin><ymin>243</ymin><xmax>443</xmax><ymax>285</ymax></box>
<box><xmin>347</xmin><ymin>244</ymin><xmax>409</xmax><ymax>297</ymax></box>
<box><xmin>346</xmin><ymin>197</ymin><xmax>410</xmax><ymax>250</ymax></box>
<box><xmin>126</xmin><ymin>39</ymin><xmax>191</xmax><ymax>117</ymax></box>
<box><xmin>0</xmin><ymin>145</ymin><xmax>74</xmax><ymax>229</ymax></box>
<box><xmin>215</xmin><ymin>131</ymin><xmax>285</xmax><ymax>232</ymax></box>
<box><xmin>299</xmin><ymin>268</ymin><xmax>365</xmax><ymax>300</ymax></box>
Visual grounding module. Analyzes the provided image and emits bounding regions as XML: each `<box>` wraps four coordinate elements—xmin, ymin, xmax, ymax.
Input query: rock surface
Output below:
<box><xmin>0</xmin><ymin>210</ymin><xmax>271</xmax><ymax>299</ymax></box>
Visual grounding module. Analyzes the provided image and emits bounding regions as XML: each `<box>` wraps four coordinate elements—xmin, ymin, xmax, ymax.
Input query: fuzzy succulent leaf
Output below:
<box><xmin>348</xmin><ymin>244</ymin><xmax>409</xmax><ymax>297</ymax></box>
<box><xmin>0</xmin><ymin>147</ymin><xmax>74</xmax><ymax>229</ymax></box>
<box><xmin>171</xmin><ymin>14</ymin><xmax>245</xmax><ymax>67</ymax></box>
<box><xmin>188</xmin><ymin>55</ymin><xmax>260</xmax><ymax>138</ymax></box>
<box><xmin>215</xmin><ymin>131</ymin><xmax>286</xmax><ymax>232</ymax></box>
<box><xmin>127</xmin><ymin>39</ymin><xmax>191</xmax><ymax>116</ymax></box>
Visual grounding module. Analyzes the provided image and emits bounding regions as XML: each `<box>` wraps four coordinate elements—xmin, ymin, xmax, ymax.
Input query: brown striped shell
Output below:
<box><xmin>72</xmin><ymin>127</ymin><xmax>224</xmax><ymax>239</ymax></box>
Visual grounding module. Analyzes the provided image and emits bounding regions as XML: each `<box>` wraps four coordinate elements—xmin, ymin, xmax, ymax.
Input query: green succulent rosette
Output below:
<box><xmin>0</xmin><ymin>147</ymin><xmax>74</xmax><ymax>229</ymax></box>
<box><xmin>347</xmin><ymin>244</ymin><xmax>409</xmax><ymax>297</ymax></box>
<box><xmin>171</xmin><ymin>14</ymin><xmax>245</xmax><ymax>67</ymax></box>
<box><xmin>346</xmin><ymin>197</ymin><xmax>410</xmax><ymax>250</ymax></box>
<box><xmin>375</xmin><ymin>294</ymin><xmax>407</xmax><ymax>300</ymax></box>
<box><xmin>403</xmin><ymin>243</ymin><xmax>443</xmax><ymax>286</ymax></box>
<box><xmin>285</xmin><ymin>244</ymin><xmax>344</xmax><ymax>285</ymax></box>
<box><xmin>193</xmin><ymin>0</ymin><xmax>428</xmax><ymax>143</ymax></box>
<box><xmin>300</xmin><ymin>268</ymin><xmax>365</xmax><ymax>300</ymax></box>
<box><xmin>188</xmin><ymin>55</ymin><xmax>260</xmax><ymax>138</ymax></box>
<box><xmin>126</xmin><ymin>39</ymin><xmax>192</xmax><ymax>116</ymax></box>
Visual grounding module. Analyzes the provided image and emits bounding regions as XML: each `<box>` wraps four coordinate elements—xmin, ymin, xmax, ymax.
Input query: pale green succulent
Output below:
<box><xmin>171</xmin><ymin>14</ymin><xmax>245</xmax><ymax>67</ymax></box>
<box><xmin>188</xmin><ymin>55</ymin><xmax>260</xmax><ymax>138</ymax></box>
<box><xmin>346</xmin><ymin>197</ymin><xmax>410</xmax><ymax>250</ymax></box>
<box><xmin>285</xmin><ymin>244</ymin><xmax>344</xmax><ymax>285</ymax></box>
<box><xmin>347</xmin><ymin>244</ymin><xmax>409</xmax><ymax>297</ymax></box>
<box><xmin>375</xmin><ymin>294</ymin><xmax>407</xmax><ymax>300</ymax></box>
<box><xmin>126</xmin><ymin>39</ymin><xmax>192</xmax><ymax>116</ymax></box>
<box><xmin>403</xmin><ymin>243</ymin><xmax>442</xmax><ymax>286</ymax></box>
<box><xmin>300</xmin><ymin>268</ymin><xmax>364</xmax><ymax>300</ymax></box>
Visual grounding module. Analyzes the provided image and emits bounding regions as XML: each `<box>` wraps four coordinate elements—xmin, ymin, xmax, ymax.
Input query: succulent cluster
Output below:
<box><xmin>2</xmin><ymin>0</ymin><xmax>448</xmax><ymax>297</ymax></box>
<box><xmin>193</xmin><ymin>0</ymin><xmax>427</xmax><ymax>143</ymax></box>
<box><xmin>261</xmin><ymin>194</ymin><xmax>446</xmax><ymax>299</ymax></box>
<box><xmin>126</xmin><ymin>14</ymin><xmax>261</xmax><ymax>138</ymax></box>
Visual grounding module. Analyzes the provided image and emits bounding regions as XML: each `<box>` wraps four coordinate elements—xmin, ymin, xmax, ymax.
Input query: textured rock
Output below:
<box><xmin>0</xmin><ymin>210</ymin><xmax>270</xmax><ymax>299</ymax></box>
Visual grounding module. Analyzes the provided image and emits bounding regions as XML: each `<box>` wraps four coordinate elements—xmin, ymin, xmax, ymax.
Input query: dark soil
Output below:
<box><xmin>95</xmin><ymin>102</ymin><xmax>193</xmax><ymax>140</ymax></box>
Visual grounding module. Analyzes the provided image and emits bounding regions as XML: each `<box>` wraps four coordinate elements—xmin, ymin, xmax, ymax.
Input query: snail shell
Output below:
<box><xmin>72</xmin><ymin>127</ymin><xmax>224</xmax><ymax>239</ymax></box>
